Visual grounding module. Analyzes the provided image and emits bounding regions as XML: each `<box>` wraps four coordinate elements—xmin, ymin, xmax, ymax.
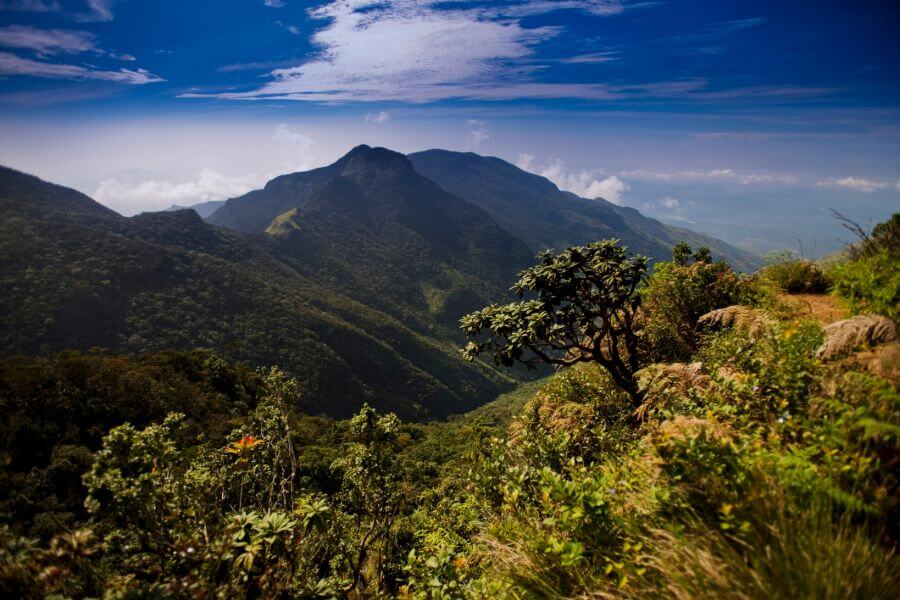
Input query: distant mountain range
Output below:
<box><xmin>207</xmin><ymin>146</ymin><xmax>759</xmax><ymax>272</ymax></box>
<box><xmin>407</xmin><ymin>150</ymin><xmax>760</xmax><ymax>272</ymax></box>
<box><xmin>0</xmin><ymin>145</ymin><xmax>760</xmax><ymax>419</ymax></box>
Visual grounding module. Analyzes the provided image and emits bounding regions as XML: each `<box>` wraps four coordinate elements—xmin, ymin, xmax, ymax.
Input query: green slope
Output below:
<box><xmin>261</xmin><ymin>146</ymin><xmax>535</xmax><ymax>332</ymax></box>
<box><xmin>0</xmin><ymin>165</ymin><xmax>518</xmax><ymax>420</ymax></box>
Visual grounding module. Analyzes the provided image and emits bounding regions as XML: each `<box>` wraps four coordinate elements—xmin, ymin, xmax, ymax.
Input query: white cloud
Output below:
<box><xmin>622</xmin><ymin>167</ymin><xmax>797</xmax><ymax>185</ymax></box>
<box><xmin>0</xmin><ymin>0</ymin><xmax>59</xmax><ymax>11</ymax></box>
<box><xmin>586</xmin><ymin>175</ymin><xmax>628</xmax><ymax>204</ymax></box>
<box><xmin>272</xmin><ymin>123</ymin><xmax>316</xmax><ymax>170</ymax></box>
<box><xmin>816</xmin><ymin>176</ymin><xmax>897</xmax><ymax>193</ymax></box>
<box><xmin>264</xmin><ymin>0</ymin><xmax>285</xmax><ymax>6</ymax></box>
<box><xmin>466</xmin><ymin>119</ymin><xmax>490</xmax><ymax>148</ymax></box>
<box><xmin>0</xmin><ymin>25</ymin><xmax>95</xmax><ymax>55</ymax></box>
<box><xmin>189</xmin><ymin>0</ymin><xmax>665</xmax><ymax>103</ymax></box>
<box><xmin>77</xmin><ymin>0</ymin><xmax>114</xmax><ymax>22</ymax></box>
<box><xmin>0</xmin><ymin>51</ymin><xmax>163</xmax><ymax>84</ymax></box>
<box><xmin>559</xmin><ymin>51</ymin><xmax>619</xmax><ymax>63</ymax></box>
<box><xmin>517</xmin><ymin>154</ymin><xmax>629</xmax><ymax>203</ymax></box>
<box><xmin>365</xmin><ymin>110</ymin><xmax>390</xmax><ymax>123</ymax></box>
<box><xmin>659</xmin><ymin>196</ymin><xmax>680</xmax><ymax>209</ymax></box>
<box><xmin>94</xmin><ymin>169</ymin><xmax>269</xmax><ymax>213</ymax></box>
<box><xmin>273</xmin><ymin>123</ymin><xmax>313</xmax><ymax>149</ymax></box>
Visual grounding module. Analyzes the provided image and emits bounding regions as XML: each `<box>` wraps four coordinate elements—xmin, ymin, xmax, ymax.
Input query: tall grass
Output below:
<box><xmin>627</xmin><ymin>497</ymin><xmax>898</xmax><ymax>600</ymax></box>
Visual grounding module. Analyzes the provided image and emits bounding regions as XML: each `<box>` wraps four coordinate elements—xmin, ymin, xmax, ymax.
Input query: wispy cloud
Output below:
<box><xmin>517</xmin><ymin>153</ymin><xmax>629</xmax><ymax>203</ymax></box>
<box><xmin>659</xmin><ymin>195</ymin><xmax>680</xmax><ymax>209</ymax></box>
<box><xmin>559</xmin><ymin>51</ymin><xmax>619</xmax><ymax>64</ymax></box>
<box><xmin>0</xmin><ymin>83</ymin><xmax>121</xmax><ymax>105</ymax></box>
<box><xmin>0</xmin><ymin>0</ymin><xmax>59</xmax><ymax>11</ymax></box>
<box><xmin>187</xmin><ymin>0</ymin><xmax>659</xmax><ymax>103</ymax></box>
<box><xmin>218</xmin><ymin>59</ymin><xmax>302</xmax><ymax>73</ymax></box>
<box><xmin>622</xmin><ymin>167</ymin><xmax>798</xmax><ymax>185</ymax></box>
<box><xmin>76</xmin><ymin>0</ymin><xmax>114</xmax><ymax>22</ymax></box>
<box><xmin>0</xmin><ymin>25</ymin><xmax>96</xmax><ymax>55</ymax></box>
<box><xmin>365</xmin><ymin>110</ymin><xmax>390</xmax><ymax>123</ymax></box>
<box><xmin>816</xmin><ymin>176</ymin><xmax>899</xmax><ymax>193</ymax></box>
<box><xmin>273</xmin><ymin>123</ymin><xmax>313</xmax><ymax>151</ymax></box>
<box><xmin>641</xmin><ymin>196</ymin><xmax>694</xmax><ymax>222</ymax></box>
<box><xmin>466</xmin><ymin>119</ymin><xmax>490</xmax><ymax>148</ymax></box>
<box><xmin>0</xmin><ymin>51</ymin><xmax>162</xmax><ymax>84</ymax></box>
<box><xmin>263</xmin><ymin>0</ymin><xmax>285</xmax><ymax>7</ymax></box>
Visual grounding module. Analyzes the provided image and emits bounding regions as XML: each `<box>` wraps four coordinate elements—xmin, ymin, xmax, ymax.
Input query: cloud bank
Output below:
<box><xmin>517</xmin><ymin>154</ymin><xmax>629</xmax><ymax>203</ymax></box>
<box><xmin>95</xmin><ymin>169</ymin><xmax>269</xmax><ymax>213</ymax></box>
<box><xmin>816</xmin><ymin>176</ymin><xmax>900</xmax><ymax>193</ymax></box>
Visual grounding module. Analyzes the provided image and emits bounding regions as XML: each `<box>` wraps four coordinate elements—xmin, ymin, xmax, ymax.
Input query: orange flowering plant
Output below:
<box><xmin>226</xmin><ymin>434</ymin><xmax>263</xmax><ymax>461</ymax></box>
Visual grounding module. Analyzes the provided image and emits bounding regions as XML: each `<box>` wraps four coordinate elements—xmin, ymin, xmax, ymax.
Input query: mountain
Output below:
<box><xmin>0</xmin><ymin>163</ymin><xmax>519</xmax><ymax>420</ymax></box>
<box><xmin>407</xmin><ymin>149</ymin><xmax>761</xmax><ymax>271</ymax></box>
<box><xmin>164</xmin><ymin>199</ymin><xmax>226</xmax><ymax>218</ymax></box>
<box><xmin>0</xmin><ymin>145</ymin><xmax>761</xmax><ymax>420</ymax></box>
<box><xmin>246</xmin><ymin>145</ymin><xmax>535</xmax><ymax>330</ymax></box>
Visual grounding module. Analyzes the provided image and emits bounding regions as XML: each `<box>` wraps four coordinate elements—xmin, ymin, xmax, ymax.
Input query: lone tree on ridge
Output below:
<box><xmin>460</xmin><ymin>239</ymin><xmax>648</xmax><ymax>406</ymax></box>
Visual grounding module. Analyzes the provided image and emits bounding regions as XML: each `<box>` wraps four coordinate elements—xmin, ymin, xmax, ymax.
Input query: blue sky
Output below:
<box><xmin>0</xmin><ymin>0</ymin><xmax>898</xmax><ymax>253</ymax></box>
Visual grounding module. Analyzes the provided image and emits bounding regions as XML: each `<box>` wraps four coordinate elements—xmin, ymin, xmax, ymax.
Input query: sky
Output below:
<box><xmin>0</xmin><ymin>0</ymin><xmax>898</xmax><ymax>254</ymax></box>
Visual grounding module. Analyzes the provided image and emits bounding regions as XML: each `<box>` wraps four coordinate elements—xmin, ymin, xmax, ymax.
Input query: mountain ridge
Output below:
<box><xmin>407</xmin><ymin>148</ymin><xmax>761</xmax><ymax>271</ymax></box>
<box><xmin>0</xmin><ymin>161</ymin><xmax>520</xmax><ymax>420</ymax></box>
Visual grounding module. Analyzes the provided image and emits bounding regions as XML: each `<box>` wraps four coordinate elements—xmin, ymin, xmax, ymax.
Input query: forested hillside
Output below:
<box><xmin>1</xmin><ymin>216</ymin><xmax>896</xmax><ymax>598</ymax></box>
<box><xmin>0</xmin><ymin>146</ymin><xmax>762</xmax><ymax>420</ymax></box>
<box><xmin>0</xmin><ymin>165</ymin><xmax>516</xmax><ymax>419</ymax></box>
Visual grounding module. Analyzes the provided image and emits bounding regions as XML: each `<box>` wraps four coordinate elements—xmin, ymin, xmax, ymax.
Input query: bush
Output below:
<box><xmin>640</xmin><ymin>248</ymin><xmax>757</xmax><ymax>362</ymax></box>
<box><xmin>761</xmin><ymin>250</ymin><xmax>831</xmax><ymax>294</ymax></box>
<box><xmin>831</xmin><ymin>248</ymin><xmax>900</xmax><ymax>320</ymax></box>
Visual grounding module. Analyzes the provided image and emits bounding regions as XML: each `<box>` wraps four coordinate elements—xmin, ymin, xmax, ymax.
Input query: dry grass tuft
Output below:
<box><xmin>816</xmin><ymin>314</ymin><xmax>897</xmax><ymax>361</ymax></box>
<box><xmin>698</xmin><ymin>306</ymin><xmax>773</xmax><ymax>338</ymax></box>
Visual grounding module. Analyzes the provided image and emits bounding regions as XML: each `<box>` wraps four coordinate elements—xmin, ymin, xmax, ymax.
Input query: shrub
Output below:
<box><xmin>640</xmin><ymin>248</ymin><xmax>757</xmax><ymax>363</ymax></box>
<box><xmin>761</xmin><ymin>250</ymin><xmax>831</xmax><ymax>294</ymax></box>
<box><xmin>831</xmin><ymin>248</ymin><xmax>900</xmax><ymax>320</ymax></box>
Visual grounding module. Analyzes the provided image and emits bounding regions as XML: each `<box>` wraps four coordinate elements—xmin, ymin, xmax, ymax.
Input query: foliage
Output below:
<box><xmin>831</xmin><ymin>248</ymin><xmax>900</xmax><ymax>320</ymax></box>
<box><xmin>0</xmin><ymin>349</ymin><xmax>261</xmax><ymax>537</ymax></box>
<box><xmin>641</xmin><ymin>242</ymin><xmax>759</xmax><ymax>362</ymax></box>
<box><xmin>462</xmin><ymin>240</ymin><xmax>648</xmax><ymax>405</ymax></box>
<box><xmin>1</xmin><ymin>231</ymin><xmax>898</xmax><ymax>598</ymax></box>
<box><xmin>832</xmin><ymin>210</ymin><xmax>899</xmax><ymax>260</ymax></box>
<box><xmin>0</xmin><ymin>164</ymin><xmax>525</xmax><ymax>421</ymax></box>
<box><xmin>760</xmin><ymin>250</ymin><xmax>831</xmax><ymax>293</ymax></box>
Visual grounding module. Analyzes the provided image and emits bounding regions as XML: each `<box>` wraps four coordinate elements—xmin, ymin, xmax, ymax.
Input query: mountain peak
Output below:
<box><xmin>340</xmin><ymin>144</ymin><xmax>411</xmax><ymax>172</ymax></box>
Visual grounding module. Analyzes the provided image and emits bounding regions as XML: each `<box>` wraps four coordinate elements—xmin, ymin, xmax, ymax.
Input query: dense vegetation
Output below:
<box><xmin>0</xmin><ymin>162</ymin><xmax>524</xmax><ymax>420</ymax></box>
<box><xmin>2</xmin><ymin>215</ymin><xmax>896</xmax><ymax>598</ymax></box>
<box><xmin>830</xmin><ymin>213</ymin><xmax>900</xmax><ymax>320</ymax></box>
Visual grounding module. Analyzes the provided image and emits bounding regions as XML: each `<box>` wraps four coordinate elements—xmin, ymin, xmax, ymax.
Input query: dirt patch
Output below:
<box><xmin>780</xmin><ymin>293</ymin><xmax>849</xmax><ymax>325</ymax></box>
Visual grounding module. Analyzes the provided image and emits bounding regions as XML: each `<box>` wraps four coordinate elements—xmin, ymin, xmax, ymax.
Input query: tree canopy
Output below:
<box><xmin>461</xmin><ymin>240</ymin><xmax>648</xmax><ymax>404</ymax></box>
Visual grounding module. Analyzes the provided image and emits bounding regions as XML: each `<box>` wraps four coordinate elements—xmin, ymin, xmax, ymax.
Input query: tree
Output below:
<box><xmin>461</xmin><ymin>240</ymin><xmax>648</xmax><ymax>406</ymax></box>
<box><xmin>333</xmin><ymin>405</ymin><xmax>408</xmax><ymax>596</ymax></box>
<box><xmin>693</xmin><ymin>246</ymin><xmax>712</xmax><ymax>263</ymax></box>
<box><xmin>672</xmin><ymin>241</ymin><xmax>693</xmax><ymax>266</ymax></box>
